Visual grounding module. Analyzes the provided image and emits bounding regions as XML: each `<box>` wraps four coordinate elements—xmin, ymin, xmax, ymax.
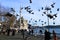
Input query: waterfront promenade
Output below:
<box><xmin>0</xmin><ymin>33</ymin><xmax>60</xmax><ymax>40</ymax></box>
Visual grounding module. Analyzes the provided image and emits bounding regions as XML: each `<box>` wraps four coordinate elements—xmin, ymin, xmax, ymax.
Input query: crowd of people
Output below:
<box><xmin>0</xmin><ymin>25</ymin><xmax>58</xmax><ymax>40</ymax></box>
<box><xmin>0</xmin><ymin>27</ymin><xmax>16</xmax><ymax>36</ymax></box>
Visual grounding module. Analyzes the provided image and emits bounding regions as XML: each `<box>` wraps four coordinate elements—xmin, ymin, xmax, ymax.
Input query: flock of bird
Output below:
<box><xmin>20</xmin><ymin>0</ymin><xmax>60</xmax><ymax>25</ymax></box>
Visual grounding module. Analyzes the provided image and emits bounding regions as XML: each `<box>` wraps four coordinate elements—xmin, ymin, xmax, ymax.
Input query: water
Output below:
<box><xmin>33</xmin><ymin>28</ymin><xmax>60</xmax><ymax>36</ymax></box>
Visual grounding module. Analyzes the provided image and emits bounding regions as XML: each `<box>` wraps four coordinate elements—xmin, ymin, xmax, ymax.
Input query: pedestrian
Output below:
<box><xmin>6</xmin><ymin>28</ymin><xmax>10</xmax><ymax>36</ymax></box>
<box><xmin>44</xmin><ymin>29</ymin><xmax>51</xmax><ymax>40</ymax></box>
<box><xmin>12</xmin><ymin>29</ymin><xmax>16</xmax><ymax>36</ymax></box>
<box><xmin>53</xmin><ymin>30</ymin><xmax>57</xmax><ymax>40</ymax></box>
<box><xmin>31</xmin><ymin>29</ymin><xmax>34</xmax><ymax>35</ymax></box>
<box><xmin>39</xmin><ymin>30</ymin><xmax>42</xmax><ymax>34</ymax></box>
<box><xmin>28</xmin><ymin>29</ymin><xmax>31</xmax><ymax>35</ymax></box>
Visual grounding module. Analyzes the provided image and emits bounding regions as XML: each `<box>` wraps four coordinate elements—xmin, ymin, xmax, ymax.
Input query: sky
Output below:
<box><xmin>0</xmin><ymin>0</ymin><xmax>60</xmax><ymax>26</ymax></box>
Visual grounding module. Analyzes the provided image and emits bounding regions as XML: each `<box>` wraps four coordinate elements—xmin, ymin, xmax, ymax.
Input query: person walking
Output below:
<box><xmin>12</xmin><ymin>29</ymin><xmax>16</xmax><ymax>36</ymax></box>
<box><xmin>31</xmin><ymin>29</ymin><xmax>34</xmax><ymax>35</ymax></box>
<box><xmin>39</xmin><ymin>30</ymin><xmax>43</xmax><ymax>34</ymax></box>
<box><xmin>6</xmin><ymin>28</ymin><xmax>10</xmax><ymax>36</ymax></box>
<box><xmin>53</xmin><ymin>30</ymin><xmax>57</xmax><ymax>40</ymax></box>
<box><xmin>44</xmin><ymin>29</ymin><xmax>51</xmax><ymax>40</ymax></box>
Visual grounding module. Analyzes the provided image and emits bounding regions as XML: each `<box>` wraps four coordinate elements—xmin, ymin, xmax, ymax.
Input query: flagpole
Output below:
<box><xmin>20</xmin><ymin>6</ymin><xmax>21</xmax><ymax>29</ymax></box>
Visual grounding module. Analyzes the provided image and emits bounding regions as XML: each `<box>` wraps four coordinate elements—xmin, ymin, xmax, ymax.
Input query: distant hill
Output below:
<box><xmin>44</xmin><ymin>25</ymin><xmax>60</xmax><ymax>28</ymax></box>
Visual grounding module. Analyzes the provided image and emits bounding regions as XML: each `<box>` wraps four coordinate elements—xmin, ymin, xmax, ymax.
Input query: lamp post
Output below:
<box><xmin>20</xmin><ymin>7</ymin><xmax>22</xmax><ymax>28</ymax></box>
<box><xmin>20</xmin><ymin>7</ymin><xmax>25</xmax><ymax>40</ymax></box>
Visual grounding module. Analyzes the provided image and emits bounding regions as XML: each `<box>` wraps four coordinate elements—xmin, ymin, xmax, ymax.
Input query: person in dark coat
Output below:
<box><xmin>39</xmin><ymin>30</ymin><xmax>43</xmax><ymax>34</ymax></box>
<box><xmin>12</xmin><ymin>29</ymin><xmax>16</xmax><ymax>36</ymax></box>
<box><xmin>6</xmin><ymin>28</ymin><xmax>10</xmax><ymax>36</ymax></box>
<box><xmin>31</xmin><ymin>29</ymin><xmax>34</xmax><ymax>35</ymax></box>
<box><xmin>53</xmin><ymin>30</ymin><xmax>57</xmax><ymax>40</ymax></box>
<box><xmin>44</xmin><ymin>29</ymin><xmax>51</xmax><ymax>40</ymax></box>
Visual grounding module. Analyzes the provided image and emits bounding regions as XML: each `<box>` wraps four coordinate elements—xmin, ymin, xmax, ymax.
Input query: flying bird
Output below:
<box><xmin>39</xmin><ymin>19</ymin><xmax>40</xmax><ymax>21</ymax></box>
<box><xmin>16</xmin><ymin>14</ymin><xmax>19</xmax><ymax>16</ymax></box>
<box><xmin>42</xmin><ymin>24</ymin><xmax>44</xmax><ymax>25</ymax></box>
<box><xmin>53</xmin><ymin>22</ymin><xmax>55</xmax><ymax>24</ymax></box>
<box><xmin>42</xmin><ymin>14</ymin><xmax>44</xmax><ymax>16</ymax></box>
<box><xmin>45</xmin><ymin>7</ymin><xmax>51</xmax><ymax>10</ymax></box>
<box><xmin>38</xmin><ymin>9</ymin><xmax>40</xmax><ymax>11</ymax></box>
<box><xmin>47</xmin><ymin>14</ymin><xmax>53</xmax><ymax>19</ymax></box>
<box><xmin>41</xmin><ymin>7</ymin><xmax>43</xmax><ymax>10</ymax></box>
<box><xmin>53</xmin><ymin>14</ymin><xmax>57</xmax><ymax>17</ymax></box>
<box><xmin>43</xmin><ymin>12</ymin><xmax>46</xmax><ymax>14</ymax></box>
<box><xmin>31</xmin><ymin>12</ymin><xmax>34</xmax><ymax>14</ymax></box>
<box><xmin>35</xmin><ymin>20</ymin><xmax>37</xmax><ymax>22</ymax></box>
<box><xmin>53</xmin><ymin>18</ymin><xmax>55</xmax><ymax>20</ymax></box>
<box><xmin>5</xmin><ymin>12</ymin><xmax>12</xmax><ymax>17</ymax></box>
<box><xmin>51</xmin><ymin>2</ymin><xmax>55</xmax><ymax>8</ymax></box>
<box><xmin>31</xmin><ymin>18</ymin><xmax>32</xmax><ymax>20</ymax></box>
<box><xmin>51</xmin><ymin>5</ymin><xmax>54</xmax><ymax>8</ymax></box>
<box><xmin>25</xmin><ymin>6</ymin><xmax>30</xmax><ymax>10</ymax></box>
<box><xmin>29</xmin><ymin>21</ymin><xmax>31</xmax><ymax>23</ymax></box>
<box><xmin>50</xmin><ymin>10</ymin><xmax>52</xmax><ymax>13</ymax></box>
<box><xmin>27</xmin><ymin>10</ymin><xmax>33</xmax><ymax>13</ymax></box>
<box><xmin>44</xmin><ymin>22</ymin><xmax>46</xmax><ymax>24</ymax></box>
<box><xmin>29</xmin><ymin>0</ymin><xmax>32</xmax><ymax>3</ymax></box>
<box><xmin>57</xmin><ymin>8</ymin><xmax>59</xmax><ymax>11</ymax></box>
<box><xmin>41</xmin><ymin>21</ymin><xmax>43</xmax><ymax>22</ymax></box>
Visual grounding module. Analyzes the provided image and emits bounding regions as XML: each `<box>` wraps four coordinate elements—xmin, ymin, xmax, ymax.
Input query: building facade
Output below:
<box><xmin>20</xmin><ymin>16</ymin><xmax>28</xmax><ymax>31</ymax></box>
